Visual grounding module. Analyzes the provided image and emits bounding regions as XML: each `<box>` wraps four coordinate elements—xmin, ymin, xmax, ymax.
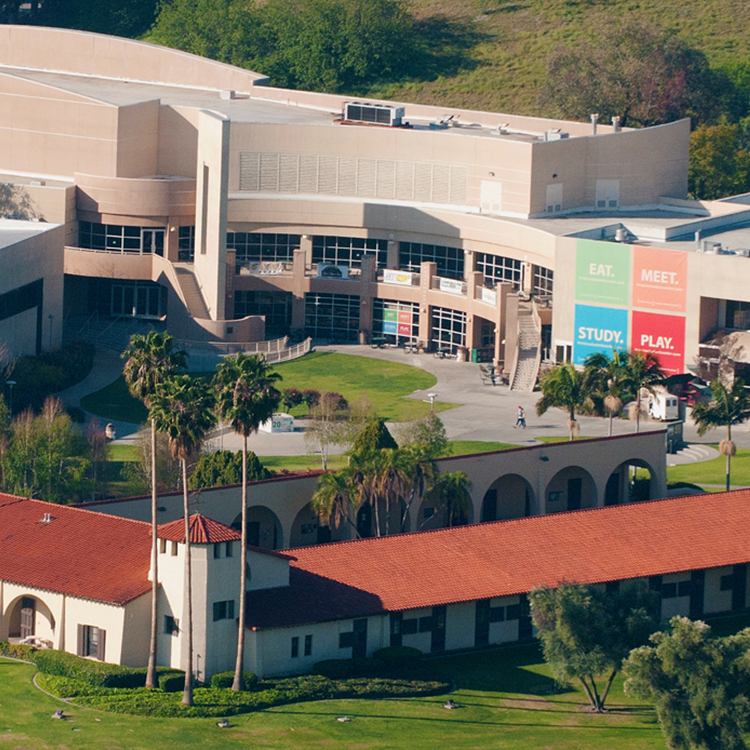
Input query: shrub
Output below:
<box><xmin>350</xmin><ymin>656</ymin><xmax>383</xmax><ymax>677</ymax></box>
<box><xmin>312</xmin><ymin>659</ymin><xmax>352</xmax><ymax>679</ymax></box>
<box><xmin>159</xmin><ymin>672</ymin><xmax>186</xmax><ymax>693</ymax></box>
<box><xmin>301</xmin><ymin>389</ymin><xmax>320</xmax><ymax>408</ymax></box>
<box><xmin>35</xmin><ymin>650</ymin><xmax>147</xmax><ymax>688</ymax></box>
<box><xmin>373</xmin><ymin>646</ymin><xmax>423</xmax><ymax>673</ymax></box>
<box><xmin>282</xmin><ymin>387</ymin><xmax>304</xmax><ymax>411</ymax></box>
<box><xmin>189</xmin><ymin>450</ymin><xmax>271</xmax><ymax>489</ymax></box>
<box><xmin>0</xmin><ymin>641</ymin><xmax>37</xmax><ymax>662</ymax></box>
<box><xmin>210</xmin><ymin>670</ymin><xmax>259</xmax><ymax>690</ymax></box>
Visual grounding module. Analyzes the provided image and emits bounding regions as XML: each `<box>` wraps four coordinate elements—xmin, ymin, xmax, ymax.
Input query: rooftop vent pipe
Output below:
<box><xmin>611</xmin><ymin>116</ymin><xmax>621</xmax><ymax>132</ymax></box>
<box><xmin>590</xmin><ymin>113</ymin><xmax>599</xmax><ymax>135</ymax></box>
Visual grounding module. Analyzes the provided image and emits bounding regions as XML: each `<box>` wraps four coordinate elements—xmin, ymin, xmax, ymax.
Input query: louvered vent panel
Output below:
<box><xmin>299</xmin><ymin>155</ymin><xmax>318</xmax><ymax>194</ymax></box>
<box><xmin>376</xmin><ymin>160</ymin><xmax>396</xmax><ymax>199</ymax></box>
<box><xmin>357</xmin><ymin>158</ymin><xmax>377</xmax><ymax>198</ymax></box>
<box><xmin>259</xmin><ymin>153</ymin><xmax>279</xmax><ymax>192</ymax></box>
<box><xmin>239</xmin><ymin>152</ymin><xmax>260</xmax><ymax>192</ymax></box>
<box><xmin>395</xmin><ymin>161</ymin><xmax>415</xmax><ymax>200</ymax></box>
<box><xmin>449</xmin><ymin>166</ymin><xmax>468</xmax><ymax>205</ymax></box>
<box><xmin>338</xmin><ymin>157</ymin><xmax>357</xmax><ymax>196</ymax></box>
<box><xmin>318</xmin><ymin>156</ymin><xmax>338</xmax><ymax>194</ymax></box>
<box><xmin>279</xmin><ymin>154</ymin><xmax>299</xmax><ymax>193</ymax></box>
<box><xmin>414</xmin><ymin>162</ymin><xmax>433</xmax><ymax>202</ymax></box>
<box><xmin>431</xmin><ymin>164</ymin><xmax>451</xmax><ymax>204</ymax></box>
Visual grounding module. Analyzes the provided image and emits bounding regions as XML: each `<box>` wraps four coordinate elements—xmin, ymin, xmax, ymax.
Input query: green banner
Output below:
<box><xmin>383</xmin><ymin>309</ymin><xmax>398</xmax><ymax>322</ymax></box>
<box><xmin>575</xmin><ymin>239</ymin><xmax>631</xmax><ymax>306</ymax></box>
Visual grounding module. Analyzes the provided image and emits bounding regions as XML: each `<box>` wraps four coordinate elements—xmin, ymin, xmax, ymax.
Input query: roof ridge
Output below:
<box><xmin>14</xmin><ymin>496</ymin><xmax>152</xmax><ymax>528</ymax></box>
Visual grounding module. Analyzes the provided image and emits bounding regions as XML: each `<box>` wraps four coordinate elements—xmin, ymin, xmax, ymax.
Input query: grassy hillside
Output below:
<box><xmin>369</xmin><ymin>0</ymin><xmax>750</xmax><ymax>117</ymax></box>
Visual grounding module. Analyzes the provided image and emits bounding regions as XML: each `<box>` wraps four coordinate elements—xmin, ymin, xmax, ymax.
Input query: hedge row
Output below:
<box><xmin>34</xmin><ymin>650</ymin><xmax>181</xmax><ymax>689</ymax></box>
<box><xmin>313</xmin><ymin>647</ymin><xmax>424</xmax><ymax>679</ymax></box>
<box><xmin>36</xmin><ymin>672</ymin><xmax>450</xmax><ymax>718</ymax></box>
<box><xmin>210</xmin><ymin>670</ymin><xmax>259</xmax><ymax>690</ymax></box>
<box><xmin>0</xmin><ymin>641</ymin><xmax>38</xmax><ymax>662</ymax></box>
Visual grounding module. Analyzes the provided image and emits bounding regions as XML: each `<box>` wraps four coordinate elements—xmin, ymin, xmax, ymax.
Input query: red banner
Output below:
<box><xmin>630</xmin><ymin>311</ymin><xmax>686</xmax><ymax>376</ymax></box>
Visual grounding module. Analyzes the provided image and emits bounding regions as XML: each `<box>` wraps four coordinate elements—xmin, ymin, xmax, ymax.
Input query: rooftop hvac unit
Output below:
<box><xmin>544</xmin><ymin>129</ymin><xmax>569</xmax><ymax>141</ymax></box>
<box><xmin>343</xmin><ymin>102</ymin><xmax>404</xmax><ymax>127</ymax></box>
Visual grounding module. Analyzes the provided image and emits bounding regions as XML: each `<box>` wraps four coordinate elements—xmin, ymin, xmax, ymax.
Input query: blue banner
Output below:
<box><xmin>573</xmin><ymin>305</ymin><xmax>628</xmax><ymax>365</ymax></box>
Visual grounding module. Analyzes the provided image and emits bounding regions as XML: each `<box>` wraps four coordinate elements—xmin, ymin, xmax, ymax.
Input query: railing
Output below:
<box><xmin>475</xmin><ymin>285</ymin><xmax>498</xmax><ymax>306</ymax></box>
<box><xmin>181</xmin><ymin>336</ymin><xmax>311</xmax><ymax>360</ymax></box>
<box><xmin>235</xmin><ymin>261</ymin><xmax>294</xmax><ymax>276</ymax></box>
<box><xmin>376</xmin><ymin>269</ymin><xmax>421</xmax><ymax>286</ymax></box>
<box><xmin>306</xmin><ymin>263</ymin><xmax>362</xmax><ymax>279</ymax></box>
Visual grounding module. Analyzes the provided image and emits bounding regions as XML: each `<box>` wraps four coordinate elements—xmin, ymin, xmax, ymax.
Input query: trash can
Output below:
<box><xmin>471</xmin><ymin>348</ymin><xmax>479</xmax><ymax>363</ymax></box>
<box><xmin>456</xmin><ymin>346</ymin><xmax>467</xmax><ymax>362</ymax></box>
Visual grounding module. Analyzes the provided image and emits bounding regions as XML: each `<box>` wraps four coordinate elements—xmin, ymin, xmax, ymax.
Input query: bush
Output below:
<box><xmin>350</xmin><ymin>657</ymin><xmax>383</xmax><ymax>677</ymax></box>
<box><xmin>35</xmin><ymin>650</ymin><xmax>147</xmax><ymax>688</ymax></box>
<box><xmin>0</xmin><ymin>641</ymin><xmax>37</xmax><ymax>662</ymax></box>
<box><xmin>210</xmin><ymin>670</ymin><xmax>259</xmax><ymax>690</ymax></box>
<box><xmin>159</xmin><ymin>672</ymin><xmax>186</xmax><ymax>693</ymax></box>
<box><xmin>373</xmin><ymin>646</ymin><xmax>423</xmax><ymax>674</ymax></box>
<box><xmin>312</xmin><ymin>659</ymin><xmax>352</xmax><ymax>679</ymax></box>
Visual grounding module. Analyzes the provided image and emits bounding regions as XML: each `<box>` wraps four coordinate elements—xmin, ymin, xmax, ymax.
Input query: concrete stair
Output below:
<box><xmin>174</xmin><ymin>265</ymin><xmax>210</xmax><ymax>319</ymax></box>
<box><xmin>510</xmin><ymin>303</ymin><xmax>541</xmax><ymax>391</ymax></box>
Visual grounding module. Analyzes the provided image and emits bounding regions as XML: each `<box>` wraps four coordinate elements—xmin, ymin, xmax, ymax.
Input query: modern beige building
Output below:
<box><xmin>10</xmin><ymin>25</ymin><xmax>748</xmax><ymax>386</ymax></box>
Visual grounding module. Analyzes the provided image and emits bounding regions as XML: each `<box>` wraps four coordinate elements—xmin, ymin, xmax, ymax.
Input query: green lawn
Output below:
<box><xmin>667</xmin><ymin>446</ymin><xmax>750</xmax><ymax>488</ymax></box>
<box><xmin>82</xmin><ymin>353</ymin><xmax>455</xmax><ymax>425</ymax></box>
<box><xmin>0</xmin><ymin>644</ymin><xmax>667</xmax><ymax>749</ymax></box>
<box><xmin>446</xmin><ymin>440</ymin><xmax>519</xmax><ymax>455</ymax></box>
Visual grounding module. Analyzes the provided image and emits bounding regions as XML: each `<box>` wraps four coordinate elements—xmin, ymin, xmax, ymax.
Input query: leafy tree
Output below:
<box><xmin>281</xmin><ymin>387</ymin><xmax>304</xmax><ymax>412</ymax></box>
<box><xmin>150</xmin><ymin>375</ymin><xmax>216</xmax><ymax>707</ymax></box>
<box><xmin>624</xmin><ymin>617</ymin><xmax>750</xmax><ymax>750</ymax></box>
<box><xmin>42</xmin><ymin>0</ymin><xmax>159</xmax><ymax>38</ymax></box>
<box><xmin>122</xmin><ymin>331</ymin><xmax>186</xmax><ymax>690</ymax></box>
<box><xmin>689</xmin><ymin>120</ymin><xmax>750</xmax><ymax>199</ymax></box>
<box><xmin>350</xmin><ymin>418</ymin><xmax>398</xmax><ymax>455</ymax></box>
<box><xmin>541</xmin><ymin>19</ymin><xmax>731</xmax><ymax>128</ymax></box>
<box><xmin>536</xmin><ymin>363</ymin><xmax>591</xmax><ymax>440</ymax></box>
<box><xmin>214</xmin><ymin>353</ymin><xmax>281</xmax><ymax>692</ymax></box>
<box><xmin>423</xmin><ymin>470</ymin><xmax>472</xmax><ymax>528</ymax></box>
<box><xmin>304</xmin><ymin>392</ymin><xmax>351</xmax><ymax>470</ymax></box>
<box><xmin>531</xmin><ymin>582</ymin><xmax>660</xmax><ymax>712</ymax></box>
<box><xmin>397</xmin><ymin>413</ymin><xmax>449</xmax><ymax>459</ymax></box>
<box><xmin>189</xmin><ymin>449</ymin><xmax>271</xmax><ymax>489</ymax></box>
<box><xmin>692</xmin><ymin>378</ymin><xmax>750</xmax><ymax>491</ymax></box>
<box><xmin>122</xmin><ymin>427</ymin><xmax>182</xmax><ymax>497</ymax></box>
<box><xmin>622</xmin><ymin>351</ymin><xmax>665</xmax><ymax>433</ymax></box>
<box><xmin>301</xmin><ymin>389</ymin><xmax>321</xmax><ymax>409</ymax></box>
<box><xmin>310</xmin><ymin>467</ymin><xmax>362</xmax><ymax>534</ymax></box>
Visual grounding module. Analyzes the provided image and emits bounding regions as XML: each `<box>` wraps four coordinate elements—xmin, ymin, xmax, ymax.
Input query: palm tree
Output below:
<box><xmin>150</xmin><ymin>375</ymin><xmax>216</xmax><ymax>707</ymax></box>
<box><xmin>213</xmin><ymin>353</ymin><xmax>281</xmax><ymax>692</ymax></box>
<box><xmin>692</xmin><ymin>378</ymin><xmax>750</xmax><ymax>491</ymax></box>
<box><xmin>121</xmin><ymin>331</ymin><xmax>186</xmax><ymax>689</ymax></box>
<box><xmin>622</xmin><ymin>351</ymin><xmax>665</xmax><ymax>432</ymax></box>
<box><xmin>311</xmin><ymin>467</ymin><xmax>363</xmax><ymax>535</ymax></box>
<box><xmin>536</xmin><ymin>363</ymin><xmax>590</xmax><ymax>440</ymax></box>
<box><xmin>584</xmin><ymin>351</ymin><xmax>628</xmax><ymax>437</ymax></box>
<box><xmin>424</xmin><ymin>470</ymin><xmax>472</xmax><ymax>528</ymax></box>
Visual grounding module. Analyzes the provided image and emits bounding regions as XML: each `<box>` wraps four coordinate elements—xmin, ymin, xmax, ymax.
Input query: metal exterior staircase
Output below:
<box><xmin>174</xmin><ymin>265</ymin><xmax>210</xmax><ymax>319</ymax></box>
<box><xmin>509</xmin><ymin>300</ymin><xmax>542</xmax><ymax>391</ymax></box>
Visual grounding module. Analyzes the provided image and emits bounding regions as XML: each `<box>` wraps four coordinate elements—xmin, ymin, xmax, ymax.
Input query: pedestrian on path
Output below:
<box><xmin>514</xmin><ymin>405</ymin><xmax>526</xmax><ymax>429</ymax></box>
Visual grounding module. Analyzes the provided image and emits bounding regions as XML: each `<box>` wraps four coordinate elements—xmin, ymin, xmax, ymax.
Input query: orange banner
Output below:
<box><xmin>632</xmin><ymin>246</ymin><xmax>687</xmax><ymax>313</ymax></box>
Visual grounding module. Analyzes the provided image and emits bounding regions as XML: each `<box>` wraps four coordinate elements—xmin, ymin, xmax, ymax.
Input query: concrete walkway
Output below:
<box><xmin>58</xmin><ymin>343</ymin><xmax>746</xmax><ymax>459</ymax></box>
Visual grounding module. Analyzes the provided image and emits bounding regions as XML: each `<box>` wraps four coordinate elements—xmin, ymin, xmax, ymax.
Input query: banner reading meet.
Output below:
<box><xmin>632</xmin><ymin>246</ymin><xmax>687</xmax><ymax>313</ymax></box>
<box><xmin>631</xmin><ymin>310</ymin><xmax>686</xmax><ymax>376</ymax></box>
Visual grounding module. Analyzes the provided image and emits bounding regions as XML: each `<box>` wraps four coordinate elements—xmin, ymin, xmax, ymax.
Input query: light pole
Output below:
<box><xmin>426</xmin><ymin>393</ymin><xmax>438</xmax><ymax>414</ymax></box>
<box><xmin>6</xmin><ymin>380</ymin><xmax>15</xmax><ymax>417</ymax></box>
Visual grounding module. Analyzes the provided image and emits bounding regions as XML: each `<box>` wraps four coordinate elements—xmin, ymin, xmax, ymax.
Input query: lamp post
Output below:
<box><xmin>6</xmin><ymin>380</ymin><xmax>15</xmax><ymax>417</ymax></box>
<box><xmin>426</xmin><ymin>393</ymin><xmax>438</xmax><ymax>414</ymax></box>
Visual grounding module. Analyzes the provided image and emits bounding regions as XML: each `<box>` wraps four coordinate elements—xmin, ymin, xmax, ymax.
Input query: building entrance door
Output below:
<box><xmin>20</xmin><ymin>597</ymin><xmax>35</xmax><ymax>639</ymax></box>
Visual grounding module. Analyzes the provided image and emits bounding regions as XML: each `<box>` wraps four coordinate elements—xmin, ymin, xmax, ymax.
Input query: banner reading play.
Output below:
<box><xmin>573</xmin><ymin>304</ymin><xmax>629</xmax><ymax>365</ymax></box>
<box><xmin>632</xmin><ymin>246</ymin><xmax>687</xmax><ymax>313</ymax></box>
<box><xmin>631</xmin><ymin>310</ymin><xmax>686</xmax><ymax>376</ymax></box>
<box><xmin>575</xmin><ymin>240</ymin><xmax>631</xmax><ymax>306</ymax></box>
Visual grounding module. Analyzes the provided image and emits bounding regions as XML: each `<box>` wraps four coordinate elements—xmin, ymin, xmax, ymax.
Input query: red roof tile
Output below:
<box><xmin>158</xmin><ymin>514</ymin><xmax>241</xmax><ymax>544</ymax></box>
<box><xmin>0</xmin><ymin>496</ymin><xmax>151</xmax><ymax>605</ymax></box>
<box><xmin>246</xmin><ymin>490</ymin><xmax>750</xmax><ymax>629</ymax></box>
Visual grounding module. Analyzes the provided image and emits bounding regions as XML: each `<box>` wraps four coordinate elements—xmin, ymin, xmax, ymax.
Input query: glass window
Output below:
<box><xmin>227</xmin><ymin>232</ymin><xmax>300</xmax><ymax>264</ymax></box>
<box><xmin>304</xmin><ymin>292</ymin><xmax>360</xmax><ymax>342</ymax></box>
<box><xmin>430</xmin><ymin>306</ymin><xmax>466</xmax><ymax>353</ymax></box>
<box><xmin>399</xmin><ymin>242</ymin><xmax>463</xmax><ymax>280</ymax></box>
<box><xmin>533</xmin><ymin>266</ymin><xmax>554</xmax><ymax>296</ymax></box>
<box><xmin>475</xmin><ymin>252</ymin><xmax>523</xmax><ymax>289</ymax></box>
<box><xmin>312</xmin><ymin>235</ymin><xmax>387</xmax><ymax>268</ymax></box>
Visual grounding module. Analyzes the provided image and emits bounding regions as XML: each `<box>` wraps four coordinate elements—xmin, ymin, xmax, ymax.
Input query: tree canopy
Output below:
<box><xmin>625</xmin><ymin>617</ymin><xmax>750</xmax><ymax>750</ymax></box>
<box><xmin>531</xmin><ymin>582</ymin><xmax>660</xmax><ymax>712</ymax></box>
<box><xmin>189</xmin><ymin>449</ymin><xmax>271</xmax><ymax>489</ymax></box>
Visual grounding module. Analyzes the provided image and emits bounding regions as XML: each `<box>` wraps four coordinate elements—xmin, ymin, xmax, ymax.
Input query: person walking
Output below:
<box><xmin>514</xmin><ymin>405</ymin><xmax>526</xmax><ymax>429</ymax></box>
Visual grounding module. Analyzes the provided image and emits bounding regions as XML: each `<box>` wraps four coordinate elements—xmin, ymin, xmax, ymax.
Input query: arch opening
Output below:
<box><xmin>481</xmin><ymin>474</ymin><xmax>536</xmax><ymax>522</ymax></box>
<box><xmin>231</xmin><ymin>506</ymin><xmax>283</xmax><ymax>550</ymax></box>
<box><xmin>545</xmin><ymin>466</ymin><xmax>597</xmax><ymax>514</ymax></box>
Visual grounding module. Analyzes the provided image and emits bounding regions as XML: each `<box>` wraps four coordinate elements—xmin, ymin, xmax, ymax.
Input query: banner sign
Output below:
<box><xmin>383</xmin><ymin>308</ymin><xmax>398</xmax><ymax>335</ymax></box>
<box><xmin>439</xmin><ymin>278</ymin><xmax>464</xmax><ymax>295</ymax></box>
<box><xmin>573</xmin><ymin>304</ymin><xmax>628</xmax><ymax>365</ymax></box>
<box><xmin>575</xmin><ymin>239</ymin><xmax>631</xmax><ymax>306</ymax></box>
<box><xmin>317</xmin><ymin>264</ymin><xmax>349</xmax><ymax>279</ymax></box>
<box><xmin>383</xmin><ymin>269</ymin><xmax>414</xmax><ymax>286</ymax></box>
<box><xmin>481</xmin><ymin>287</ymin><xmax>497</xmax><ymax>306</ymax></box>
<box><xmin>241</xmin><ymin>261</ymin><xmax>284</xmax><ymax>275</ymax></box>
<box><xmin>632</xmin><ymin>246</ymin><xmax>687</xmax><ymax>313</ymax></box>
<box><xmin>631</xmin><ymin>310</ymin><xmax>686</xmax><ymax>376</ymax></box>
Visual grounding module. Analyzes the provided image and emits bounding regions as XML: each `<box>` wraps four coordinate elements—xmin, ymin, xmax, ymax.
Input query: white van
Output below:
<box><xmin>648</xmin><ymin>392</ymin><xmax>680</xmax><ymax>421</ymax></box>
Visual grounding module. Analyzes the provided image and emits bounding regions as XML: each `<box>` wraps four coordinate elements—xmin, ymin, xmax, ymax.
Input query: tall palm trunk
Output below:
<box><xmin>232</xmin><ymin>434</ymin><xmax>248</xmax><ymax>691</ymax></box>
<box><xmin>145</xmin><ymin>418</ymin><xmax>158</xmax><ymax>689</ymax></box>
<box><xmin>726</xmin><ymin>423</ymin><xmax>732</xmax><ymax>492</ymax></box>
<box><xmin>181</xmin><ymin>458</ymin><xmax>194</xmax><ymax>707</ymax></box>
